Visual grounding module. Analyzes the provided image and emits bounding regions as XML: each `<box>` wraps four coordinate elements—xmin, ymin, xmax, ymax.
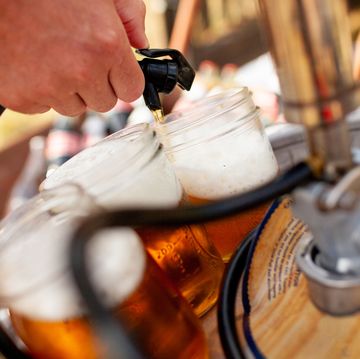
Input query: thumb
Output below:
<box><xmin>114</xmin><ymin>0</ymin><xmax>149</xmax><ymax>49</ymax></box>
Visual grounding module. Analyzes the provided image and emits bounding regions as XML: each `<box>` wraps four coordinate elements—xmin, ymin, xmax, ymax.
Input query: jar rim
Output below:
<box><xmin>157</xmin><ymin>87</ymin><xmax>254</xmax><ymax>134</ymax></box>
<box><xmin>0</xmin><ymin>183</ymin><xmax>91</xmax><ymax>247</ymax></box>
<box><xmin>43</xmin><ymin>123</ymin><xmax>160</xmax><ymax>193</ymax></box>
<box><xmin>163</xmin><ymin>107</ymin><xmax>261</xmax><ymax>154</ymax></box>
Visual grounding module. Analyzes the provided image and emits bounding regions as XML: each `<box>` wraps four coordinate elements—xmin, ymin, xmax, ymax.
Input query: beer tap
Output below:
<box><xmin>136</xmin><ymin>48</ymin><xmax>195</xmax><ymax>119</ymax></box>
<box><xmin>0</xmin><ymin>49</ymin><xmax>195</xmax><ymax>121</ymax></box>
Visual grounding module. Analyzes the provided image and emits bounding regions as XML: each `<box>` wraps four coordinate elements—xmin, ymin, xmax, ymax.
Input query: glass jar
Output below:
<box><xmin>43</xmin><ymin>123</ymin><xmax>224</xmax><ymax>316</ymax></box>
<box><xmin>0</xmin><ymin>184</ymin><xmax>208</xmax><ymax>359</ymax></box>
<box><xmin>156</xmin><ymin>88</ymin><xmax>279</xmax><ymax>262</ymax></box>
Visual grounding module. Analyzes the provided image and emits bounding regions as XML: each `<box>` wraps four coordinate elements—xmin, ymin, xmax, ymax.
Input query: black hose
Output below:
<box><xmin>217</xmin><ymin>228</ymin><xmax>257</xmax><ymax>359</ymax></box>
<box><xmin>71</xmin><ymin>162</ymin><xmax>312</xmax><ymax>231</ymax></box>
<box><xmin>70</xmin><ymin>162</ymin><xmax>313</xmax><ymax>359</ymax></box>
<box><xmin>71</xmin><ymin>237</ymin><xmax>145</xmax><ymax>359</ymax></box>
<box><xmin>0</xmin><ymin>326</ymin><xmax>32</xmax><ymax>359</ymax></box>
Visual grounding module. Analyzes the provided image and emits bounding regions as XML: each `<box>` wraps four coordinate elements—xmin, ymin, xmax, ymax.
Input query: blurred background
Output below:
<box><xmin>0</xmin><ymin>0</ymin><xmax>359</xmax><ymax>217</ymax></box>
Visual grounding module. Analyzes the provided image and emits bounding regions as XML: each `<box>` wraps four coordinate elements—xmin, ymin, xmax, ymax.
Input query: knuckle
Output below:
<box><xmin>97</xmin><ymin>29</ymin><xmax>121</xmax><ymax>55</ymax></box>
<box><xmin>74</xmin><ymin>65</ymin><xmax>91</xmax><ymax>84</ymax></box>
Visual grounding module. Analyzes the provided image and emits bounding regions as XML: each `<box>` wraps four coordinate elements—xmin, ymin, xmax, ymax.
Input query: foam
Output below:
<box><xmin>44</xmin><ymin>140</ymin><xmax>126</xmax><ymax>187</ymax></box>
<box><xmin>172</xmin><ymin>128</ymin><xmax>278</xmax><ymax>199</ymax></box>
<box><xmin>43</xmin><ymin>130</ymin><xmax>182</xmax><ymax>209</ymax></box>
<box><xmin>2</xmin><ymin>226</ymin><xmax>145</xmax><ymax>321</ymax></box>
<box><xmin>96</xmin><ymin>149</ymin><xmax>183</xmax><ymax>209</ymax></box>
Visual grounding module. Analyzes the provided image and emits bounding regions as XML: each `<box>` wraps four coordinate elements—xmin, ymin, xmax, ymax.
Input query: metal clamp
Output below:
<box><xmin>293</xmin><ymin>166</ymin><xmax>360</xmax><ymax>315</ymax></box>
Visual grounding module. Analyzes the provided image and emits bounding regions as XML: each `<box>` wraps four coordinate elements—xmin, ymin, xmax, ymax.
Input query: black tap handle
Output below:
<box><xmin>136</xmin><ymin>48</ymin><xmax>195</xmax><ymax>91</ymax></box>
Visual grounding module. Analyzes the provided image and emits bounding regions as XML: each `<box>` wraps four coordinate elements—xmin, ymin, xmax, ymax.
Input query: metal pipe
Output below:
<box><xmin>258</xmin><ymin>0</ymin><xmax>360</xmax><ymax>177</ymax></box>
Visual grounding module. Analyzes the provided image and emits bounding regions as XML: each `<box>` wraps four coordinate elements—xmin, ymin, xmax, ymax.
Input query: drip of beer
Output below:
<box><xmin>151</xmin><ymin>108</ymin><xmax>165</xmax><ymax>124</ymax></box>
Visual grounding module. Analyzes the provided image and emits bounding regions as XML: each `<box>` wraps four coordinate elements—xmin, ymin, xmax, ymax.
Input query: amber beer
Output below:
<box><xmin>137</xmin><ymin>222</ymin><xmax>223</xmax><ymax>316</ymax></box>
<box><xmin>155</xmin><ymin>88</ymin><xmax>279</xmax><ymax>261</ymax></box>
<box><xmin>176</xmin><ymin>141</ymin><xmax>278</xmax><ymax>263</ymax></box>
<box><xmin>188</xmin><ymin>196</ymin><xmax>271</xmax><ymax>262</ymax></box>
<box><xmin>6</xmin><ymin>229</ymin><xmax>208</xmax><ymax>359</ymax></box>
<box><xmin>42</xmin><ymin>124</ymin><xmax>224</xmax><ymax>316</ymax></box>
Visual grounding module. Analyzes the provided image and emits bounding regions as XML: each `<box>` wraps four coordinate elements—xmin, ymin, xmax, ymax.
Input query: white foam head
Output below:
<box><xmin>43</xmin><ymin>124</ymin><xmax>182</xmax><ymax>209</ymax></box>
<box><xmin>165</xmin><ymin>115</ymin><xmax>279</xmax><ymax>199</ymax></box>
<box><xmin>0</xmin><ymin>186</ymin><xmax>146</xmax><ymax>321</ymax></box>
<box><xmin>0</xmin><ymin>218</ymin><xmax>145</xmax><ymax>321</ymax></box>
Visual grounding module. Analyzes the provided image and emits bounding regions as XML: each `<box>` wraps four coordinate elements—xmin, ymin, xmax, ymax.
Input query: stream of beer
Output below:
<box><xmin>151</xmin><ymin>109</ymin><xmax>165</xmax><ymax>124</ymax></box>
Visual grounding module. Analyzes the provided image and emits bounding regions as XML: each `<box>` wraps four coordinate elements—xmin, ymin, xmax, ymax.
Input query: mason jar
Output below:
<box><xmin>0</xmin><ymin>184</ymin><xmax>208</xmax><ymax>359</ymax></box>
<box><xmin>155</xmin><ymin>88</ymin><xmax>279</xmax><ymax>262</ymax></box>
<box><xmin>43</xmin><ymin>123</ymin><xmax>224</xmax><ymax>316</ymax></box>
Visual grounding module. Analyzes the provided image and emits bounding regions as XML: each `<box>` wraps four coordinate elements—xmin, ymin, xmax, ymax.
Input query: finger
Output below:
<box><xmin>13</xmin><ymin>104</ymin><xmax>51</xmax><ymax>115</ymax></box>
<box><xmin>77</xmin><ymin>75</ymin><xmax>118</xmax><ymax>113</ymax></box>
<box><xmin>109</xmin><ymin>26</ymin><xmax>145</xmax><ymax>102</ymax></box>
<box><xmin>49</xmin><ymin>93</ymin><xmax>87</xmax><ymax>117</ymax></box>
<box><xmin>114</xmin><ymin>0</ymin><xmax>149</xmax><ymax>49</ymax></box>
<box><xmin>109</xmin><ymin>56</ymin><xmax>145</xmax><ymax>103</ymax></box>
<box><xmin>0</xmin><ymin>96</ymin><xmax>50</xmax><ymax>114</ymax></box>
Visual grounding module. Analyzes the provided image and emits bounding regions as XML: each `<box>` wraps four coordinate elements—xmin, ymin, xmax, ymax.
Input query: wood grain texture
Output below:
<box><xmin>241</xmin><ymin>199</ymin><xmax>360</xmax><ymax>359</ymax></box>
<box><xmin>203</xmin><ymin>198</ymin><xmax>360</xmax><ymax>359</ymax></box>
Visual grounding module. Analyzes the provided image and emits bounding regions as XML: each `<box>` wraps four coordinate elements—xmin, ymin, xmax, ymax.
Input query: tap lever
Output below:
<box><xmin>137</xmin><ymin>48</ymin><xmax>195</xmax><ymax>91</ymax></box>
<box><xmin>137</xmin><ymin>48</ymin><xmax>195</xmax><ymax>111</ymax></box>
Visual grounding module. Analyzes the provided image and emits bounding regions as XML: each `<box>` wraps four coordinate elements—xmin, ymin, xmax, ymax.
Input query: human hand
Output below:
<box><xmin>0</xmin><ymin>0</ymin><xmax>148</xmax><ymax>116</ymax></box>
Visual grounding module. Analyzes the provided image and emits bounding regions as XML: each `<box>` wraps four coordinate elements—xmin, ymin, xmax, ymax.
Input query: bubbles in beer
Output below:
<box><xmin>173</xmin><ymin>128</ymin><xmax>278</xmax><ymax>199</ymax></box>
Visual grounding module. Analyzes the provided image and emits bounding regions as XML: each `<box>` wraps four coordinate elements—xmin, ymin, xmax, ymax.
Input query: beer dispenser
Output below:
<box><xmin>0</xmin><ymin>0</ymin><xmax>359</xmax><ymax>356</ymax></box>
